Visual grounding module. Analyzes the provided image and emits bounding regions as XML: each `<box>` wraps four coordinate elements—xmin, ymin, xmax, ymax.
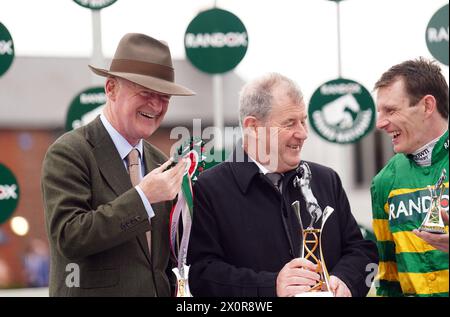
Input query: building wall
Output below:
<box><xmin>0</xmin><ymin>129</ymin><xmax>57</xmax><ymax>286</ymax></box>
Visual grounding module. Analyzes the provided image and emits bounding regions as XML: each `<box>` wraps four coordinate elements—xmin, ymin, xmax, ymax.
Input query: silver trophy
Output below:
<box><xmin>292</xmin><ymin>162</ymin><xmax>334</xmax><ymax>297</ymax></box>
<box><xmin>419</xmin><ymin>168</ymin><xmax>447</xmax><ymax>234</ymax></box>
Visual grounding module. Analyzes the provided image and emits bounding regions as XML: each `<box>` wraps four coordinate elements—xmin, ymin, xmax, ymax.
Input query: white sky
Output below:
<box><xmin>0</xmin><ymin>0</ymin><xmax>448</xmax><ymax>100</ymax></box>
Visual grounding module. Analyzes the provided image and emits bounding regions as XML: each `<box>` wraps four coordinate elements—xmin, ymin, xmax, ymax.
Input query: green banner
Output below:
<box><xmin>308</xmin><ymin>78</ymin><xmax>375</xmax><ymax>144</ymax></box>
<box><xmin>66</xmin><ymin>87</ymin><xmax>106</xmax><ymax>131</ymax></box>
<box><xmin>0</xmin><ymin>22</ymin><xmax>14</xmax><ymax>77</ymax></box>
<box><xmin>185</xmin><ymin>8</ymin><xmax>248</xmax><ymax>74</ymax></box>
<box><xmin>0</xmin><ymin>163</ymin><xmax>20</xmax><ymax>224</ymax></box>
<box><xmin>426</xmin><ymin>4</ymin><xmax>449</xmax><ymax>65</ymax></box>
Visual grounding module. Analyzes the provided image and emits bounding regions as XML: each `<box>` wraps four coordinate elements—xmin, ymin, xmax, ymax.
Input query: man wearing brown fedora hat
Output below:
<box><xmin>42</xmin><ymin>33</ymin><xmax>194</xmax><ymax>296</ymax></box>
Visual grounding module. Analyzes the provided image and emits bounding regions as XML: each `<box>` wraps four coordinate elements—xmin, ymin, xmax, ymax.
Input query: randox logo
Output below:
<box><xmin>0</xmin><ymin>184</ymin><xmax>17</xmax><ymax>200</ymax></box>
<box><xmin>185</xmin><ymin>32</ymin><xmax>247</xmax><ymax>48</ymax></box>
<box><xmin>0</xmin><ymin>40</ymin><xmax>13</xmax><ymax>55</ymax></box>
<box><xmin>0</xmin><ymin>163</ymin><xmax>20</xmax><ymax>224</ymax></box>
<box><xmin>308</xmin><ymin>78</ymin><xmax>375</xmax><ymax>144</ymax></box>
<box><xmin>80</xmin><ymin>92</ymin><xmax>106</xmax><ymax>104</ymax></box>
<box><xmin>427</xmin><ymin>25</ymin><xmax>448</xmax><ymax>43</ymax></box>
<box><xmin>388</xmin><ymin>186</ymin><xmax>449</xmax><ymax>221</ymax></box>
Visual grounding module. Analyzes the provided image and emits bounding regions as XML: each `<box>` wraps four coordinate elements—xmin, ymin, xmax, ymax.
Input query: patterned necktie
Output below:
<box><xmin>127</xmin><ymin>149</ymin><xmax>152</xmax><ymax>256</ymax></box>
<box><xmin>266</xmin><ymin>172</ymin><xmax>283</xmax><ymax>193</ymax></box>
<box><xmin>127</xmin><ymin>149</ymin><xmax>140</xmax><ymax>187</ymax></box>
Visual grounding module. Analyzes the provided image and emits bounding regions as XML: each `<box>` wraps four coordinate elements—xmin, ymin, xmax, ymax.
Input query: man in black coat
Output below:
<box><xmin>187</xmin><ymin>73</ymin><xmax>378</xmax><ymax>297</ymax></box>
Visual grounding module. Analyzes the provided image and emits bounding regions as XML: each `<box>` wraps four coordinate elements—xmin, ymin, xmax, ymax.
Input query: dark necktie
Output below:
<box><xmin>266</xmin><ymin>172</ymin><xmax>283</xmax><ymax>193</ymax></box>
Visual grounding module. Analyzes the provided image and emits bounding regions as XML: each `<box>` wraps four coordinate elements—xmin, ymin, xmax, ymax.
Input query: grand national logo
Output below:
<box><xmin>308</xmin><ymin>78</ymin><xmax>376</xmax><ymax>144</ymax></box>
<box><xmin>0</xmin><ymin>163</ymin><xmax>20</xmax><ymax>224</ymax></box>
<box><xmin>387</xmin><ymin>185</ymin><xmax>449</xmax><ymax>225</ymax></box>
<box><xmin>65</xmin><ymin>87</ymin><xmax>106</xmax><ymax>131</ymax></box>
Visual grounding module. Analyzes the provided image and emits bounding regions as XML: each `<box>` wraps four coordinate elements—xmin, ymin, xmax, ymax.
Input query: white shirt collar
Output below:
<box><xmin>246</xmin><ymin>153</ymin><xmax>270</xmax><ymax>175</ymax></box>
<box><xmin>411</xmin><ymin>131</ymin><xmax>446</xmax><ymax>167</ymax></box>
<box><xmin>100</xmin><ymin>113</ymin><xmax>143</xmax><ymax>160</ymax></box>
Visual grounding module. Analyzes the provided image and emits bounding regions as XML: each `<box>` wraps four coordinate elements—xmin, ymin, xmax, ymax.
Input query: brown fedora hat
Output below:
<box><xmin>89</xmin><ymin>33</ymin><xmax>195</xmax><ymax>96</ymax></box>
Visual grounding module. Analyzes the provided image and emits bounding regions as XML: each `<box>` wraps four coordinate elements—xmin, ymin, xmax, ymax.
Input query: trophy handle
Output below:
<box><xmin>319</xmin><ymin>206</ymin><xmax>334</xmax><ymax>292</ymax></box>
<box><xmin>319</xmin><ymin>233</ymin><xmax>332</xmax><ymax>293</ymax></box>
<box><xmin>291</xmin><ymin>201</ymin><xmax>304</xmax><ymax>258</ymax></box>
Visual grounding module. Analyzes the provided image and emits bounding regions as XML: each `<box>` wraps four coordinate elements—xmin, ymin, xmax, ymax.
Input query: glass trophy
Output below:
<box><xmin>419</xmin><ymin>168</ymin><xmax>447</xmax><ymax>234</ymax></box>
<box><xmin>292</xmin><ymin>162</ymin><xmax>334</xmax><ymax>297</ymax></box>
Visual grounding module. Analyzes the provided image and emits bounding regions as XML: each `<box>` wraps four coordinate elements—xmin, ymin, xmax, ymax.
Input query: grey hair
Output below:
<box><xmin>238</xmin><ymin>72</ymin><xmax>303</xmax><ymax>127</ymax></box>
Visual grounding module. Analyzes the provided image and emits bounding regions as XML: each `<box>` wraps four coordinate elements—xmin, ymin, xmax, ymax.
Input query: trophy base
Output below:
<box><xmin>295</xmin><ymin>291</ymin><xmax>334</xmax><ymax>297</ymax></box>
<box><xmin>418</xmin><ymin>225</ymin><xmax>447</xmax><ymax>234</ymax></box>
